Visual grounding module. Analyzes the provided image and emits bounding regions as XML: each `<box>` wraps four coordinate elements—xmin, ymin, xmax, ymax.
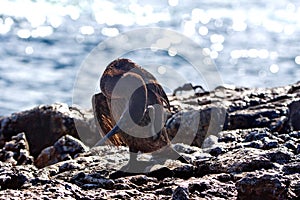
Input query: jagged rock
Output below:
<box><xmin>0</xmin><ymin>82</ymin><xmax>300</xmax><ymax>199</ymax></box>
<box><xmin>167</xmin><ymin>82</ymin><xmax>300</xmax><ymax>148</ymax></box>
<box><xmin>187</xmin><ymin>176</ymin><xmax>237</xmax><ymax>199</ymax></box>
<box><xmin>289</xmin><ymin>99</ymin><xmax>300</xmax><ymax>131</ymax></box>
<box><xmin>167</xmin><ymin>106</ymin><xmax>227</xmax><ymax>147</ymax></box>
<box><xmin>0</xmin><ymin>103</ymin><xmax>97</xmax><ymax>158</ymax></box>
<box><xmin>236</xmin><ymin>172</ymin><xmax>288</xmax><ymax>199</ymax></box>
<box><xmin>172</xmin><ymin>186</ymin><xmax>189</xmax><ymax>200</ymax></box>
<box><xmin>0</xmin><ymin>162</ymin><xmax>37</xmax><ymax>190</ymax></box>
<box><xmin>0</xmin><ymin>132</ymin><xmax>33</xmax><ymax>165</ymax></box>
<box><xmin>35</xmin><ymin>135</ymin><xmax>89</xmax><ymax>168</ymax></box>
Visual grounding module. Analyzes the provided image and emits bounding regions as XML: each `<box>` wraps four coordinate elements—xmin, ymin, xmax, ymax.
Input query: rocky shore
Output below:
<box><xmin>0</xmin><ymin>82</ymin><xmax>299</xmax><ymax>199</ymax></box>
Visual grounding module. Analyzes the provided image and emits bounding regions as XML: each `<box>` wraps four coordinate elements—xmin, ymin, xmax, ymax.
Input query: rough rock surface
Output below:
<box><xmin>0</xmin><ymin>132</ymin><xmax>33</xmax><ymax>165</ymax></box>
<box><xmin>0</xmin><ymin>82</ymin><xmax>299</xmax><ymax>199</ymax></box>
<box><xmin>35</xmin><ymin>135</ymin><xmax>89</xmax><ymax>168</ymax></box>
<box><xmin>0</xmin><ymin>103</ymin><xmax>97</xmax><ymax>157</ymax></box>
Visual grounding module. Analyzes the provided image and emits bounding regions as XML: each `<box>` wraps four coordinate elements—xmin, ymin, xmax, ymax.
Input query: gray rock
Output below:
<box><xmin>0</xmin><ymin>82</ymin><xmax>300</xmax><ymax>199</ymax></box>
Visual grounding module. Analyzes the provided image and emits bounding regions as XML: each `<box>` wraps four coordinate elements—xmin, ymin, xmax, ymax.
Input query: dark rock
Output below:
<box><xmin>0</xmin><ymin>132</ymin><xmax>33</xmax><ymax>165</ymax></box>
<box><xmin>1</xmin><ymin>82</ymin><xmax>300</xmax><ymax>199</ymax></box>
<box><xmin>284</xmin><ymin>141</ymin><xmax>297</xmax><ymax>151</ymax></box>
<box><xmin>243</xmin><ymin>129</ymin><xmax>273</xmax><ymax>142</ymax></box>
<box><xmin>262</xmin><ymin>137</ymin><xmax>279</xmax><ymax>149</ymax></box>
<box><xmin>172</xmin><ymin>186</ymin><xmax>189</xmax><ymax>200</ymax></box>
<box><xmin>282</xmin><ymin>162</ymin><xmax>300</xmax><ymax>175</ymax></box>
<box><xmin>187</xmin><ymin>177</ymin><xmax>237</xmax><ymax>199</ymax></box>
<box><xmin>0</xmin><ymin>103</ymin><xmax>97</xmax><ymax>158</ymax></box>
<box><xmin>288</xmin><ymin>99</ymin><xmax>300</xmax><ymax>131</ymax></box>
<box><xmin>0</xmin><ymin>162</ymin><xmax>36</xmax><ymax>190</ymax></box>
<box><xmin>236</xmin><ymin>173</ymin><xmax>288</xmax><ymax>200</ymax></box>
<box><xmin>290</xmin><ymin>131</ymin><xmax>300</xmax><ymax>138</ymax></box>
<box><xmin>73</xmin><ymin>172</ymin><xmax>115</xmax><ymax>189</ymax></box>
<box><xmin>266</xmin><ymin>149</ymin><xmax>292</xmax><ymax>164</ymax></box>
<box><xmin>129</xmin><ymin>175</ymin><xmax>156</xmax><ymax>186</ymax></box>
<box><xmin>35</xmin><ymin>135</ymin><xmax>88</xmax><ymax>168</ymax></box>
<box><xmin>209</xmin><ymin>146</ymin><xmax>226</xmax><ymax>156</ymax></box>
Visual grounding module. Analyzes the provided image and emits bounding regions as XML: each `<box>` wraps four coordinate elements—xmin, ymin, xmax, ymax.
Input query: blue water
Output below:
<box><xmin>1</xmin><ymin>0</ymin><xmax>300</xmax><ymax>115</ymax></box>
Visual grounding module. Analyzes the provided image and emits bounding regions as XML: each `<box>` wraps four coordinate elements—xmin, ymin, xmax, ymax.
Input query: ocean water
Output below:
<box><xmin>1</xmin><ymin>0</ymin><xmax>300</xmax><ymax>115</ymax></box>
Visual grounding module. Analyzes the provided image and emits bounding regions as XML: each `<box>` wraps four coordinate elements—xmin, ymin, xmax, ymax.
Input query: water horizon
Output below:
<box><xmin>1</xmin><ymin>0</ymin><xmax>300</xmax><ymax>115</ymax></box>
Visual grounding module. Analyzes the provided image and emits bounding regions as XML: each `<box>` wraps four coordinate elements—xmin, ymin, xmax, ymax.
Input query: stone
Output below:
<box><xmin>35</xmin><ymin>135</ymin><xmax>89</xmax><ymax>168</ymax></box>
<box><xmin>167</xmin><ymin>106</ymin><xmax>227</xmax><ymax>147</ymax></box>
<box><xmin>0</xmin><ymin>82</ymin><xmax>300</xmax><ymax>199</ymax></box>
<box><xmin>0</xmin><ymin>103</ymin><xmax>96</xmax><ymax>158</ymax></box>
<box><xmin>288</xmin><ymin>99</ymin><xmax>300</xmax><ymax>131</ymax></box>
<box><xmin>172</xmin><ymin>186</ymin><xmax>189</xmax><ymax>200</ymax></box>
<box><xmin>236</xmin><ymin>172</ymin><xmax>288</xmax><ymax>199</ymax></box>
<box><xmin>0</xmin><ymin>132</ymin><xmax>33</xmax><ymax>165</ymax></box>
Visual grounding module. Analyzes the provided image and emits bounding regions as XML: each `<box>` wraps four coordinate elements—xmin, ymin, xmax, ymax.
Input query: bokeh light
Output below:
<box><xmin>1</xmin><ymin>0</ymin><xmax>300</xmax><ymax>115</ymax></box>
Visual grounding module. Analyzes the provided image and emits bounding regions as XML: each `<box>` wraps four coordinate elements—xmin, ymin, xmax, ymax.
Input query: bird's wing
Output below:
<box><xmin>147</xmin><ymin>82</ymin><xmax>170</xmax><ymax>110</ymax></box>
<box><xmin>92</xmin><ymin>93</ymin><xmax>126</xmax><ymax>146</ymax></box>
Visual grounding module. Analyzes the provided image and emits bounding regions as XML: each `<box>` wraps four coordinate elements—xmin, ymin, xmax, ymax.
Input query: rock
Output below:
<box><xmin>71</xmin><ymin>172</ymin><xmax>115</xmax><ymax>189</ymax></box>
<box><xmin>35</xmin><ymin>135</ymin><xmax>89</xmax><ymax>168</ymax></box>
<box><xmin>0</xmin><ymin>82</ymin><xmax>300</xmax><ymax>199</ymax></box>
<box><xmin>167</xmin><ymin>82</ymin><xmax>300</xmax><ymax>148</ymax></box>
<box><xmin>0</xmin><ymin>162</ymin><xmax>36</xmax><ymax>190</ymax></box>
<box><xmin>236</xmin><ymin>172</ymin><xmax>288</xmax><ymax>199</ymax></box>
<box><xmin>282</xmin><ymin>162</ymin><xmax>300</xmax><ymax>175</ymax></box>
<box><xmin>167</xmin><ymin>106</ymin><xmax>227</xmax><ymax>147</ymax></box>
<box><xmin>194</xmin><ymin>148</ymin><xmax>276</xmax><ymax>176</ymax></box>
<box><xmin>288</xmin><ymin>99</ymin><xmax>300</xmax><ymax>131</ymax></box>
<box><xmin>266</xmin><ymin>149</ymin><xmax>292</xmax><ymax>164</ymax></box>
<box><xmin>0</xmin><ymin>132</ymin><xmax>33</xmax><ymax>165</ymax></box>
<box><xmin>228</xmin><ymin>106</ymin><xmax>289</xmax><ymax>132</ymax></box>
<box><xmin>187</xmin><ymin>176</ymin><xmax>237</xmax><ymax>199</ymax></box>
<box><xmin>172</xmin><ymin>186</ymin><xmax>189</xmax><ymax>200</ymax></box>
<box><xmin>0</xmin><ymin>103</ymin><xmax>96</xmax><ymax>158</ymax></box>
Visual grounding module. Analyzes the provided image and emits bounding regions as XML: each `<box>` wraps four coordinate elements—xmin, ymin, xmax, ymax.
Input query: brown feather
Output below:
<box><xmin>94</xmin><ymin>58</ymin><xmax>172</xmax><ymax>153</ymax></box>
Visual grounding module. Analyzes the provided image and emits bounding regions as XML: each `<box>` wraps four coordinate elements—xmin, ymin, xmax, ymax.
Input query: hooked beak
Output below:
<box><xmin>94</xmin><ymin>125</ymin><xmax>121</xmax><ymax>146</ymax></box>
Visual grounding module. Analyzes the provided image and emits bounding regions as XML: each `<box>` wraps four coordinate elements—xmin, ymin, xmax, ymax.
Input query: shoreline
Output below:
<box><xmin>0</xmin><ymin>82</ymin><xmax>299</xmax><ymax>199</ymax></box>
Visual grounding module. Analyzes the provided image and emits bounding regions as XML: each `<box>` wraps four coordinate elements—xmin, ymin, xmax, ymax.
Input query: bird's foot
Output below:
<box><xmin>109</xmin><ymin>159</ymin><xmax>151</xmax><ymax>179</ymax></box>
<box><xmin>151</xmin><ymin>146</ymin><xmax>189</xmax><ymax>164</ymax></box>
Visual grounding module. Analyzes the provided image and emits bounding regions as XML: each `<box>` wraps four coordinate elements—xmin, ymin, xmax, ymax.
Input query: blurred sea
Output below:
<box><xmin>1</xmin><ymin>0</ymin><xmax>300</xmax><ymax>115</ymax></box>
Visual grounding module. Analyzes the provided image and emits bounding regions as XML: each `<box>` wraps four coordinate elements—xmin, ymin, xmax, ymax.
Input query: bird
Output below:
<box><xmin>92</xmin><ymin>58</ymin><xmax>186</xmax><ymax>172</ymax></box>
<box><xmin>172</xmin><ymin>83</ymin><xmax>205</xmax><ymax>96</ymax></box>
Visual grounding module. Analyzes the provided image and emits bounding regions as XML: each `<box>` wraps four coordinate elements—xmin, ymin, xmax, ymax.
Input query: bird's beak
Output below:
<box><xmin>94</xmin><ymin>125</ymin><xmax>121</xmax><ymax>146</ymax></box>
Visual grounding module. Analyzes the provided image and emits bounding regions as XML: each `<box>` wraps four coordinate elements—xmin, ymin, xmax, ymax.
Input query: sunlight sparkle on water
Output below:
<box><xmin>192</xmin><ymin>8</ymin><xmax>210</xmax><ymax>24</ymax></box>
<box><xmin>157</xmin><ymin>66</ymin><xmax>167</xmax><ymax>74</ymax></box>
<box><xmin>168</xmin><ymin>47</ymin><xmax>177</xmax><ymax>57</ymax></box>
<box><xmin>93</xmin><ymin>1</ymin><xmax>169</xmax><ymax>27</ymax></box>
<box><xmin>80</xmin><ymin>26</ymin><xmax>95</xmax><ymax>35</ymax></box>
<box><xmin>183</xmin><ymin>21</ymin><xmax>196</xmax><ymax>37</ymax></box>
<box><xmin>210</xmin><ymin>34</ymin><xmax>224</xmax><ymax>44</ymax></box>
<box><xmin>25</xmin><ymin>46</ymin><xmax>34</xmax><ymax>55</ymax></box>
<box><xmin>230</xmin><ymin>49</ymin><xmax>271</xmax><ymax>59</ymax></box>
<box><xmin>31</xmin><ymin>26</ymin><xmax>53</xmax><ymax>38</ymax></box>
<box><xmin>198</xmin><ymin>26</ymin><xmax>208</xmax><ymax>36</ymax></box>
<box><xmin>101</xmin><ymin>27</ymin><xmax>119</xmax><ymax>37</ymax></box>
<box><xmin>270</xmin><ymin>64</ymin><xmax>279</xmax><ymax>73</ymax></box>
<box><xmin>0</xmin><ymin>17</ymin><xmax>13</xmax><ymax>34</ymax></box>
<box><xmin>17</xmin><ymin>29</ymin><xmax>31</xmax><ymax>39</ymax></box>
<box><xmin>295</xmin><ymin>56</ymin><xmax>300</xmax><ymax>65</ymax></box>
<box><xmin>168</xmin><ymin>0</ymin><xmax>179</xmax><ymax>7</ymax></box>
